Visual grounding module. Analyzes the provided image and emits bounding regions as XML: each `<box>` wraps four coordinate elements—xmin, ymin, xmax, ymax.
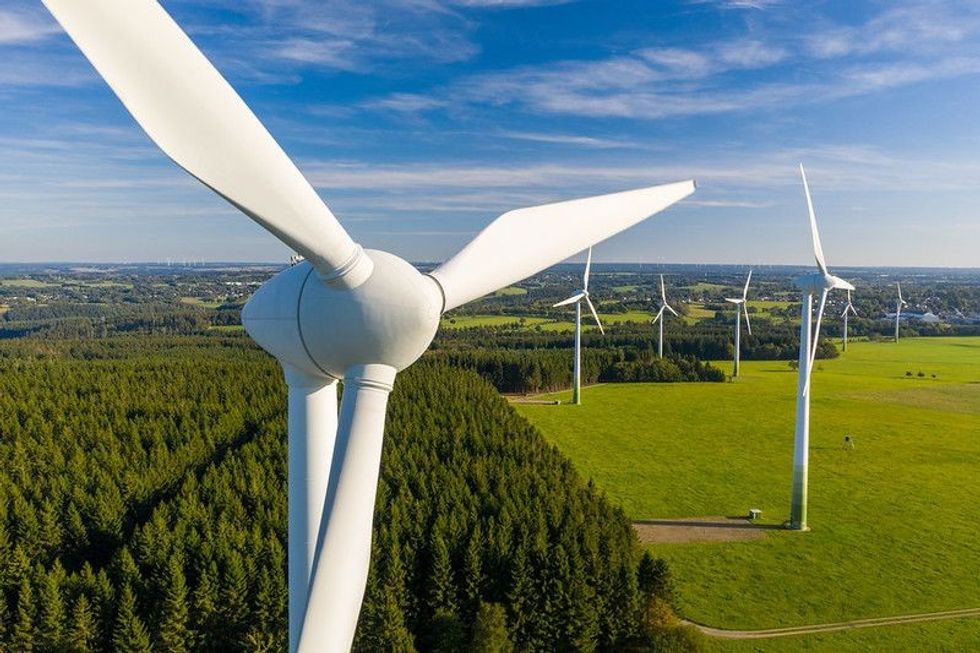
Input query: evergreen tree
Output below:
<box><xmin>157</xmin><ymin>557</ymin><xmax>191</xmax><ymax>653</ymax></box>
<box><xmin>219</xmin><ymin>550</ymin><xmax>250</xmax><ymax>646</ymax></box>
<box><xmin>428</xmin><ymin>531</ymin><xmax>457</xmax><ymax>616</ymax></box>
<box><xmin>69</xmin><ymin>594</ymin><xmax>97</xmax><ymax>653</ymax></box>
<box><xmin>470</xmin><ymin>602</ymin><xmax>514</xmax><ymax>653</ymax></box>
<box><xmin>112</xmin><ymin>585</ymin><xmax>152</xmax><ymax>653</ymax></box>
<box><xmin>39</xmin><ymin>565</ymin><xmax>68</xmax><ymax>652</ymax></box>
<box><xmin>11</xmin><ymin>577</ymin><xmax>36</xmax><ymax>653</ymax></box>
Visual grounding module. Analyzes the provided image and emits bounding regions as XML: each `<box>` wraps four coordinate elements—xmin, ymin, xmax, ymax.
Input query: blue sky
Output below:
<box><xmin>1</xmin><ymin>0</ymin><xmax>979</xmax><ymax>266</ymax></box>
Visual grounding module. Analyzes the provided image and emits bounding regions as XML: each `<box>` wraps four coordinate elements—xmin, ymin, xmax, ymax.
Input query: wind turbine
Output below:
<box><xmin>553</xmin><ymin>247</ymin><xmax>604</xmax><ymax>405</ymax></box>
<box><xmin>651</xmin><ymin>275</ymin><xmax>678</xmax><ymax>358</ymax></box>
<box><xmin>841</xmin><ymin>289</ymin><xmax>857</xmax><ymax>352</ymax></box>
<box><xmin>789</xmin><ymin>164</ymin><xmax>854</xmax><ymax>531</ymax></box>
<box><xmin>724</xmin><ymin>271</ymin><xmax>753</xmax><ymax>377</ymax></box>
<box><xmin>894</xmin><ymin>283</ymin><xmax>908</xmax><ymax>342</ymax></box>
<box><xmin>39</xmin><ymin>2</ymin><xmax>696</xmax><ymax>651</ymax></box>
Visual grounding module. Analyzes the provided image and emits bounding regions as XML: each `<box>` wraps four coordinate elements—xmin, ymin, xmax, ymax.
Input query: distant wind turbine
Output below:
<box><xmin>894</xmin><ymin>283</ymin><xmax>908</xmax><ymax>342</ymax></box>
<box><xmin>789</xmin><ymin>164</ymin><xmax>854</xmax><ymax>531</ymax></box>
<box><xmin>724</xmin><ymin>270</ymin><xmax>752</xmax><ymax>377</ymax></box>
<box><xmin>651</xmin><ymin>275</ymin><xmax>679</xmax><ymax>359</ymax></box>
<box><xmin>840</xmin><ymin>289</ymin><xmax>857</xmax><ymax>352</ymax></box>
<box><xmin>554</xmin><ymin>247</ymin><xmax>604</xmax><ymax>405</ymax></box>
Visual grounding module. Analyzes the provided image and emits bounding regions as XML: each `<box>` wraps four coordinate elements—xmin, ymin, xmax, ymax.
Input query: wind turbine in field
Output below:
<box><xmin>725</xmin><ymin>271</ymin><xmax>753</xmax><ymax>377</ymax></box>
<box><xmin>894</xmin><ymin>283</ymin><xmax>908</xmax><ymax>342</ymax></box>
<box><xmin>40</xmin><ymin>2</ymin><xmax>696</xmax><ymax>651</ymax></box>
<box><xmin>841</xmin><ymin>289</ymin><xmax>857</xmax><ymax>352</ymax></box>
<box><xmin>553</xmin><ymin>247</ymin><xmax>604</xmax><ymax>405</ymax></box>
<box><xmin>651</xmin><ymin>275</ymin><xmax>678</xmax><ymax>358</ymax></box>
<box><xmin>789</xmin><ymin>164</ymin><xmax>854</xmax><ymax>531</ymax></box>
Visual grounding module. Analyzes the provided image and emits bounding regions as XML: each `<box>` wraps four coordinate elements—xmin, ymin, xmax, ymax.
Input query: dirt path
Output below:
<box><xmin>687</xmin><ymin>607</ymin><xmax>980</xmax><ymax>639</ymax></box>
<box><xmin>633</xmin><ymin>516</ymin><xmax>781</xmax><ymax>544</ymax></box>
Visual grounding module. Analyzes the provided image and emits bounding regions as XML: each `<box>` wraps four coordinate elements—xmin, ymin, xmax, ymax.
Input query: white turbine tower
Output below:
<box><xmin>553</xmin><ymin>247</ymin><xmax>604</xmax><ymax>405</ymax></box>
<box><xmin>841</xmin><ymin>289</ymin><xmax>857</xmax><ymax>352</ymax></box>
<box><xmin>725</xmin><ymin>271</ymin><xmax>753</xmax><ymax>377</ymax></box>
<box><xmin>651</xmin><ymin>275</ymin><xmax>678</xmax><ymax>358</ymax></box>
<box><xmin>789</xmin><ymin>164</ymin><xmax>854</xmax><ymax>531</ymax></box>
<box><xmin>894</xmin><ymin>283</ymin><xmax>908</xmax><ymax>342</ymax></box>
<box><xmin>40</xmin><ymin>2</ymin><xmax>696</xmax><ymax>651</ymax></box>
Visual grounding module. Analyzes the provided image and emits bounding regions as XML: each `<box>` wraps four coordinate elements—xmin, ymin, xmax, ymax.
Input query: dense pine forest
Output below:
<box><xmin>0</xmin><ymin>337</ymin><xmax>697</xmax><ymax>652</ymax></box>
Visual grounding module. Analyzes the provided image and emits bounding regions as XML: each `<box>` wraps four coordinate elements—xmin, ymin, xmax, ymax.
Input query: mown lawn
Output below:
<box><xmin>515</xmin><ymin>338</ymin><xmax>980</xmax><ymax>650</ymax></box>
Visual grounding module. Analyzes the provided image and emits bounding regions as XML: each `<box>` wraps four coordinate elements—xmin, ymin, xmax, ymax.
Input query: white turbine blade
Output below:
<box><xmin>665</xmin><ymin>302</ymin><xmax>679</xmax><ymax>317</ymax></box>
<box><xmin>742</xmin><ymin>270</ymin><xmax>753</xmax><ymax>300</ymax></box>
<box><xmin>430</xmin><ymin>180</ymin><xmax>696</xmax><ymax>311</ymax></box>
<box><xmin>660</xmin><ymin>274</ymin><xmax>667</xmax><ymax>303</ymax></box>
<box><xmin>300</xmin><ymin>365</ymin><xmax>396</xmax><ymax>653</ymax></box>
<box><xmin>583</xmin><ymin>247</ymin><xmax>593</xmax><ymax>291</ymax></box>
<box><xmin>651</xmin><ymin>306</ymin><xmax>665</xmax><ymax>324</ymax></box>
<box><xmin>840</xmin><ymin>304</ymin><xmax>850</xmax><ymax>318</ymax></box>
<box><xmin>742</xmin><ymin>303</ymin><xmax>752</xmax><ymax>336</ymax></box>
<box><xmin>829</xmin><ymin>275</ymin><xmax>854</xmax><ymax>291</ymax></box>
<box><xmin>584</xmin><ymin>295</ymin><xmax>605</xmax><ymax>335</ymax></box>
<box><xmin>897</xmin><ymin>282</ymin><xmax>904</xmax><ymax>303</ymax></box>
<box><xmin>724</xmin><ymin>298</ymin><xmax>742</xmax><ymax>305</ymax></box>
<box><xmin>849</xmin><ymin>303</ymin><xmax>858</xmax><ymax>316</ymax></box>
<box><xmin>804</xmin><ymin>288</ymin><xmax>829</xmax><ymax>395</ymax></box>
<box><xmin>553</xmin><ymin>292</ymin><xmax>585</xmax><ymax>308</ymax></box>
<box><xmin>42</xmin><ymin>0</ymin><xmax>366</xmax><ymax>283</ymax></box>
<box><xmin>799</xmin><ymin>163</ymin><xmax>828</xmax><ymax>275</ymax></box>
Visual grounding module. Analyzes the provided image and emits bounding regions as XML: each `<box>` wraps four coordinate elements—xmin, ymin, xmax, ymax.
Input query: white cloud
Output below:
<box><xmin>0</xmin><ymin>9</ymin><xmax>59</xmax><ymax>45</ymax></box>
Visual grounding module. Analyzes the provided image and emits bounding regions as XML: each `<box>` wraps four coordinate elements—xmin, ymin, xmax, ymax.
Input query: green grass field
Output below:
<box><xmin>515</xmin><ymin>338</ymin><xmax>980</xmax><ymax>651</ymax></box>
<box><xmin>0</xmin><ymin>278</ymin><xmax>54</xmax><ymax>288</ymax></box>
<box><xmin>440</xmin><ymin>314</ymin><xmax>556</xmax><ymax>329</ymax></box>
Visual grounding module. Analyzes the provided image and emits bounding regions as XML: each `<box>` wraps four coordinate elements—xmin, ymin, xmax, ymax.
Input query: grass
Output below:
<box><xmin>0</xmin><ymin>279</ymin><xmax>54</xmax><ymax>288</ymax></box>
<box><xmin>179</xmin><ymin>296</ymin><xmax>224</xmax><ymax>309</ymax></box>
<box><xmin>493</xmin><ymin>286</ymin><xmax>528</xmax><ymax>296</ymax></box>
<box><xmin>515</xmin><ymin>338</ymin><xmax>980</xmax><ymax>650</ymax></box>
<box><xmin>440</xmin><ymin>314</ymin><xmax>555</xmax><ymax>329</ymax></box>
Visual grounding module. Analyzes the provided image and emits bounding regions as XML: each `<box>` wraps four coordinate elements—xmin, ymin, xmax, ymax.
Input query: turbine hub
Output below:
<box><xmin>243</xmin><ymin>250</ymin><xmax>442</xmax><ymax>380</ymax></box>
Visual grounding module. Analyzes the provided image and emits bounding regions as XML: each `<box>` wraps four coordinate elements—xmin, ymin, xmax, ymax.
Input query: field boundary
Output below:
<box><xmin>686</xmin><ymin>607</ymin><xmax>980</xmax><ymax>639</ymax></box>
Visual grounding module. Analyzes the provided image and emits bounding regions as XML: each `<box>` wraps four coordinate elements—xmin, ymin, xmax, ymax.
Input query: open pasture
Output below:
<box><xmin>516</xmin><ymin>338</ymin><xmax>980</xmax><ymax>649</ymax></box>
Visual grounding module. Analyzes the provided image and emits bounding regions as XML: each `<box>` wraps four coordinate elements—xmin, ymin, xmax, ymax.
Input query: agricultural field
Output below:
<box><xmin>516</xmin><ymin>337</ymin><xmax>980</xmax><ymax>651</ymax></box>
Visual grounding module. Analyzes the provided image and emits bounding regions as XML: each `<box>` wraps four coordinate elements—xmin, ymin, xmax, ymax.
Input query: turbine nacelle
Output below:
<box><xmin>793</xmin><ymin>272</ymin><xmax>854</xmax><ymax>295</ymax></box>
<box><xmin>242</xmin><ymin>250</ymin><xmax>442</xmax><ymax>380</ymax></box>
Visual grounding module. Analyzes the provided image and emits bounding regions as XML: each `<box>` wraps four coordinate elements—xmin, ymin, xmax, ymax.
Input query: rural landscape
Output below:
<box><xmin>4</xmin><ymin>0</ymin><xmax>980</xmax><ymax>651</ymax></box>
<box><xmin>0</xmin><ymin>262</ymin><xmax>978</xmax><ymax>651</ymax></box>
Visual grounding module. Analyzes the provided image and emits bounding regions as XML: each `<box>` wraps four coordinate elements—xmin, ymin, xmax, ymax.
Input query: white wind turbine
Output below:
<box><xmin>725</xmin><ymin>271</ymin><xmax>753</xmax><ymax>377</ymax></box>
<box><xmin>553</xmin><ymin>247</ymin><xmax>604</xmax><ymax>405</ymax></box>
<box><xmin>789</xmin><ymin>164</ymin><xmax>854</xmax><ymax>531</ymax></box>
<box><xmin>894</xmin><ymin>283</ymin><xmax>908</xmax><ymax>342</ymax></box>
<box><xmin>651</xmin><ymin>275</ymin><xmax>679</xmax><ymax>358</ymax></box>
<box><xmin>841</xmin><ymin>289</ymin><xmax>857</xmax><ymax>352</ymax></box>
<box><xmin>40</xmin><ymin>2</ymin><xmax>696</xmax><ymax>651</ymax></box>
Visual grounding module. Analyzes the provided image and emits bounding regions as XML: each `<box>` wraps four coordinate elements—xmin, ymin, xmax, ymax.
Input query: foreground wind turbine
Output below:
<box><xmin>39</xmin><ymin>2</ymin><xmax>696</xmax><ymax>651</ymax></box>
<box><xmin>894</xmin><ymin>282</ymin><xmax>908</xmax><ymax>342</ymax></box>
<box><xmin>724</xmin><ymin>270</ymin><xmax>753</xmax><ymax>377</ymax></box>
<box><xmin>789</xmin><ymin>164</ymin><xmax>854</xmax><ymax>531</ymax></box>
<box><xmin>553</xmin><ymin>247</ymin><xmax>604</xmax><ymax>405</ymax></box>
<box><xmin>841</xmin><ymin>289</ymin><xmax>857</xmax><ymax>352</ymax></box>
<box><xmin>651</xmin><ymin>275</ymin><xmax>678</xmax><ymax>358</ymax></box>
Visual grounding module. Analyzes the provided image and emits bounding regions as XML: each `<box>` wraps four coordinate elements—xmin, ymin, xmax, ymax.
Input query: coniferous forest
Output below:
<box><xmin>0</xmin><ymin>336</ymin><xmax>697</xmax><ymax>652</ymax></box>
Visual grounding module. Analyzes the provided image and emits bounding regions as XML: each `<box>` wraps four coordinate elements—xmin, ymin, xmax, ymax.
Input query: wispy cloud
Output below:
<box><xmin>0</xmin><ymin>9</ymin><xmax>59</xmax><ymax>45</ymax></box>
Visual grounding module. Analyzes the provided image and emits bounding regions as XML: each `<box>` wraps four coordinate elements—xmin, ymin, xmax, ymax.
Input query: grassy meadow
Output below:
<box><xmin>515</xmin><ymin>337</ymin><xmax>980</xmax><ymax>650</ymax></box>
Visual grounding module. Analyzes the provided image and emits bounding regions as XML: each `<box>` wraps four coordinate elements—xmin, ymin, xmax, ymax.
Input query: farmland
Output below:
<box><xmin>516</xmin><ymin>337</ymin><xmax>980</xmax><ymax>650</ymax></box>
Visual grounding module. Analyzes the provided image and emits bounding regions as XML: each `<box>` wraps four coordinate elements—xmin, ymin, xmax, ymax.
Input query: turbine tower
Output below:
<box><xmin>553</xmin><ymin>247</ymin><xmax>604</xmax><ymax>405</ymax></box>
<box><xmin>789</xmin><ymin>164</ymin><xmax>854</xmax><ymax>531</ymax></box>
<box><xmin>841</xmin><ymin>289</ymin><xmax>857</xmax><ymax>352</ymax></box>
<box><xmin>724</xmin><ymin>271</ymin><xmax>753</xmax><ymax>377</ymax></box>
<box><xmin>894</xmin><ymin>283</ymin><xmax>908</xmax><ymax>342</ymax></box>
<box><xmin>651</xmin><ymin>275</ymin><xmax>678</xmax><ymax>358</ymax></box>
<box><xmin>39</xmin><ymin>2</ymin><xmax>696</xmax><ymax>651</ymax></box>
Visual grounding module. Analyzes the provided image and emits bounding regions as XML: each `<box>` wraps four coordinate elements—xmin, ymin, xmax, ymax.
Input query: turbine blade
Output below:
<box><xmin>742</xmin><ymin>270</ymin><xmax>753</xmax><ymax>300</ymax></box>
<box><xmin>897</xmin><ymin>282</ymin><xmax>904</xmax><ymax>302</ymax></box>
<box><xmin>742</xmin><ymin>303</ymin><xmax>752</xmax><ymax>335</ymax></box>
<box><xmin>804</xmin><ymin>288</ymin><xmax>829</xmax><ymax>395</ymax></box>
<box><xmin>300</xmin><ymin>365</ymin><xmax>396</xmax><ymax>653</ymax></box>
<box><xmin>430</xmin><ymin>180</ymin><xmax>696</xmax><ymax>311</ymax></box>
<box><xmin>799</xmin><ymin>164</ymin><xmax>828</xmax><ymax>275</ymax></box>
<box><xmin>583</xmin><ymin>246</ymin><xmax>593</xmax><ymax>291</ymax></box>
<box><xmin>665</xmin><ymin>303</ymin><xmax>679</xmax><ymax>317</ymax></box>
<box><xmin>42</xmin><ymin>0</ymin><xmax>367</xmax><ymax>283</ymax></box>
<box><xmin>651</xmin><ymin>306</ymin><xmax>665</xmax><ymax>324</ymax></box>
<box><xmin>660</xmin><ymin>274</ymin><xmax>667</xmax><ymax>302</ymax></box>
<box><xmin>553</xmin><ymin>292</ymin><xmax>585</xmax><ymax>308</ymax></box>
<box><xmin>724</xmin><ymin>298</ymin><xmax>742</xmax><ymax>304</ymax></box>
<box><xmin>584</xmin><ymin>295</ymin><xmax>604</xmax><ymax>335</ymax></box>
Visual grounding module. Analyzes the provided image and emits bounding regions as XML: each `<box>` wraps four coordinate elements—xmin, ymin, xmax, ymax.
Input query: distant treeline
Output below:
<box><xmin>0</xmin><ymin>303</ymin><xmax>239</xmax><ymax>339</ymax></box>
<box><xmin>0</xmin><ymin>337</ymin><xmax>700</xmax><ymax>652</ymax></box>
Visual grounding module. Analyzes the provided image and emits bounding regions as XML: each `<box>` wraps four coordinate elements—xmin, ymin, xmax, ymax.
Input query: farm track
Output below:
<box><xmin>687</xmin><ymin>607</ymin><xmax>980</xmax><ymax>639</ymax></box>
